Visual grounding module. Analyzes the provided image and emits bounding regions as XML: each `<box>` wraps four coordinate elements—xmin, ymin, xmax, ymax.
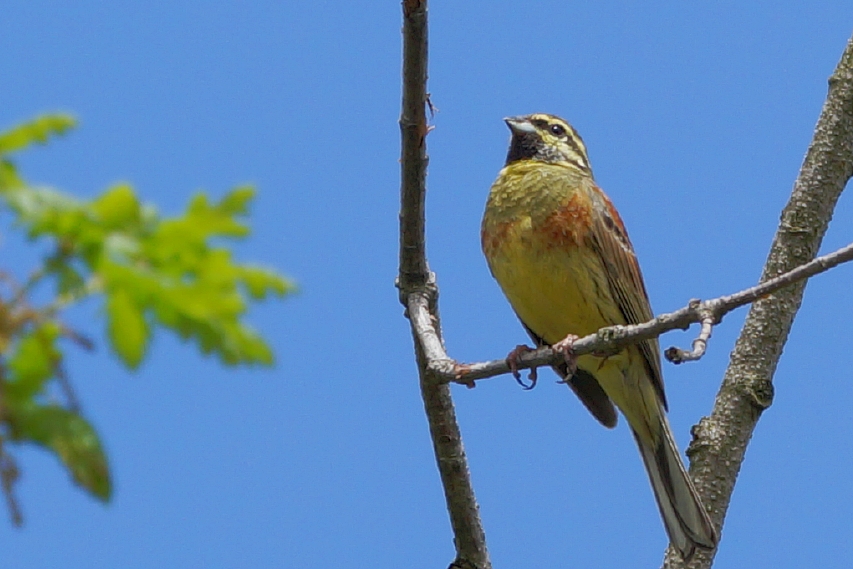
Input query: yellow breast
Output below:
<box><xmin>481</xmin><ymin>161</ymin><xmax>625</xmax><ymax>345</ymax></box>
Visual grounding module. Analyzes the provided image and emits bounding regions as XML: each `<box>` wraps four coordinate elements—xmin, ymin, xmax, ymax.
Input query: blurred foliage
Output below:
<box><xmin>0</xmin><ymin>113</ymin><xmax>294</xmax><ymax>525</ymax></box>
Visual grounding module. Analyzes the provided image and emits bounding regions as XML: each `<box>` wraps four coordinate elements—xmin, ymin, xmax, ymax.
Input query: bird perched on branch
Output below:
<box><xmin>481</xmin><ymin>113</ymin><xmax>717</xmax><ymax>559</ymax></box>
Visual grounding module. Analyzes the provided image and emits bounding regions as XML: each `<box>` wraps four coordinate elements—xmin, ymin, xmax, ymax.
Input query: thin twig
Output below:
<box><xmin>414</xmin><ymin>240</ymin><xmax>853</xmax><ymax>386</ymax></box>
<box><xmin>665</xmin><ymin>315</ymin><xmax>713</xmax><ymax>363</ymax></box>
<box><xmin>54</xmin><ymin>364</ymin><xmax>81</xmax><ymax>413</ymax></box>
<box><xmin>0</xmin><ymin>447</ymin><xmax>22</xmax><ymax>527</ymax></box>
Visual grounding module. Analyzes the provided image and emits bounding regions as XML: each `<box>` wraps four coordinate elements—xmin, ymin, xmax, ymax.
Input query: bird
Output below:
<box><xmin>481</xmin><ymin>113</ymin><xmax>718</xmax><ymax>559</ymax></box>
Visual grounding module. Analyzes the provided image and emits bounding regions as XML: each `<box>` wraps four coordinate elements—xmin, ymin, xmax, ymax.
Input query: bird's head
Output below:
<box><xmin>503</xmin><ymin>113</ymin><xmax>592</xmax><ymax>175</ymax></box>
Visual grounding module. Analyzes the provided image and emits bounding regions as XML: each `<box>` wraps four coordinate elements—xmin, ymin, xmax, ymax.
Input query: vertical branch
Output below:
<box><xmin>398</xmin><ymin>2</ymin><xmax>492</xmax><ymax>568</ymax></box>
<box><xmin>399</xmin><ymin>0</ymin><xmax>429</xmax><ymax>287</ymax></box>
<box><xmin>664</xmin><ymin>33</ymin><xmax>853</xmax><ymax>569</ymax></box>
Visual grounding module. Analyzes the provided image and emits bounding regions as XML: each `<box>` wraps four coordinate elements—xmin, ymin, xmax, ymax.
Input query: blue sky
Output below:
<box><xmin>2</xmin><ymin>2</ymin><xmax>852</xmax><ymax>568</ymax></box>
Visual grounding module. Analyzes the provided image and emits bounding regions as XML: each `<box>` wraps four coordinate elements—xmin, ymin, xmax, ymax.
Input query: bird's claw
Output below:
<box><xmin>552</xmin><ymin>334</ymin><xmax>580</xmax><ymax>376</ymax></box>
<box><xmin>506</xmin><ymin>344</ymin><xmax>538</xmax><ymax>390</ymax></box>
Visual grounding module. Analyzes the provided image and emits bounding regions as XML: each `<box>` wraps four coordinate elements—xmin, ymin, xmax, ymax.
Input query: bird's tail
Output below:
<box><xmin>633</xmin><ymin>416</ymin><xmax>718</xmax><ymax>560</ymax></box>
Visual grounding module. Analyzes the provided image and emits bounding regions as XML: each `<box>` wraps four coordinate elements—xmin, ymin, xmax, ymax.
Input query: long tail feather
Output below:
<box><xmin>633</xmin><ymin>417</ymin><xmax>718</xmax><ymax>560</ymax></box>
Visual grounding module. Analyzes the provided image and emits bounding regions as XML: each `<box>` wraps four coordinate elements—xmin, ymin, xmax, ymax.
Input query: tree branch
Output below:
<box><xmin>398</xmin><ymin>0</ymin><xmax>430</xmax><ymax>289</ymax></box>
<box><xmin>409</xmin><ymin>240</ymin><xmax>853</xmax><ymax>386</ymax></box>
<box><xmin>398</xmin><ymin>2</ymin><xmax>491</xmax><ymax>568</ymax></box>
<box><xmin>663</xmin><ymin>32</ymin><xmax>853</xmax><ymax>569</ymax></box>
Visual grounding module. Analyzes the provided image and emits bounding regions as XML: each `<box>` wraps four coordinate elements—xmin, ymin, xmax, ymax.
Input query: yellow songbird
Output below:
<box><xmin>481</xmin><ymin>113</ymin><xmax>717</xmax><ymax>559</ymax></box>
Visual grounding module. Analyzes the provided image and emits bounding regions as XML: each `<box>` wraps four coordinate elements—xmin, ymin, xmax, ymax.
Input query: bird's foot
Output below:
<box><xmin>506</xmin><ymin>344</ymin><xmax>538</xmax><ymax>390</ymax></box>
<box><xmin>552</xmin><ymin>334</ymin><xmax>580</xmax><ymax>377</ymax></box>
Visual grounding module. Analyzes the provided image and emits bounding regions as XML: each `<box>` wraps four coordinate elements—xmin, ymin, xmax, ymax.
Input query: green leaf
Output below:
<box><xmin>0</xmin><ymin>113</ymin><xmax>76</xmax><ymax>155</ymax></box>
<box><xmin>45</xmin><ymin>255</ymin><xmax>87</xmax><ymax>296</ymax></box>
<box><xmin>7</xmin><ymin>403</ymin><xmax>111</xmax><ymax>501</ymax></box>
<box><xmin>91</xmin><ymin>183</ymin><xmax>140</xmax><ymax>229</ymax></box>
<box><xmin>217</xmin><ymin>185</ymin><xmax>255</xmax><ymax>215</ymax></box>
<box><xmin>106</xmin><ymin>288</ymin><xmax>149</xmax><ymax>368</ymax></box>
<box><xmin>230</xmin><ymin>324</ymin><xmax>275</xmax><ymax>365</ymax></box>
<box><xmin>5</xmin><ymin>324</ymin><xmax>62</xmax><ymax>401</ymax></box>
<box><xmin>2</xmin><ymin>184</ymin><xmax>84</xmax><ymax>238</ymax></box>
<box><xmin>0</xmin><ymin>158</ymin><xmax>25</xmax><ymax>190</ymax></box>
<box><xmin>239</xmin><ymin>265</ymin><xmax>295</xmax><ymax>299</ymax></box>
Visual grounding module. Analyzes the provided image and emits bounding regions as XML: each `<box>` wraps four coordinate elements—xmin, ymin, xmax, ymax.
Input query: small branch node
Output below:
<box><xmin>745</xmin><ymin>379</ymin><xmax>775</xmax><ymax>410</ymax></box>
<box><xmin>594</xmin><ymin>325</ymin><xmax>627</xmax><ymax>357</ymax></box>
<box><xmin>426</xmin><ymin>357</ymin><xmax>458</xmax><ymax>382</ymax></box>
<box><xmin>452</xmin><ymin>363</ymin><xmax>477</xmax><ymax>388</ymax></box>
<box><xmin>664</xmin><ymin>312</ymin><xmax>715</xmax><ymax>365</ymax></box>
<box><xmin>448</xmin><ymin>558</ymin><xmax>485</xmax><ymax>569</ymax></box>
<box><xmin>426</xmin><ymin>93</ymin><xmax>438</xmax><ymax>117</ymax></box>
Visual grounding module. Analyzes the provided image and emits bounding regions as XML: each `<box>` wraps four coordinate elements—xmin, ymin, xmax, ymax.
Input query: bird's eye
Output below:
<box><xmin>550</xmin><ymin>124</ymin><xmax>566</xmax><ymax>137</ymax></box>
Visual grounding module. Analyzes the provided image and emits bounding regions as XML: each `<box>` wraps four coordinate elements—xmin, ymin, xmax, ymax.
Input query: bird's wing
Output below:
<box><xmin>586</xmin><ymin>183</ymin><xmax>667</xmax><ymax>409</ymax></box>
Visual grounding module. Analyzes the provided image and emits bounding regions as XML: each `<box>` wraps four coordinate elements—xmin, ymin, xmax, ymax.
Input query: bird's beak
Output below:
<box><xmin>504</xmin><ymin>116</ymin><xmax>536</xmax><ymax>135</ymax></box>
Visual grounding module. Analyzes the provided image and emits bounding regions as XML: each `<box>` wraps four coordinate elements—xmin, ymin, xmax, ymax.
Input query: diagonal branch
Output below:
<box><xmin>398</xmin><ymin>2</ymin><xmax>491</xmax><ymax>569</ymax></box>
<box><xmin>663</xmin><ymin>32</ymin><xmax>853</xmax><ymax>569</ymax></box>
<box><xmin>410</xmin><ymin>240</ymin><xmax>853</xmax><ymax>386</ymax></box>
